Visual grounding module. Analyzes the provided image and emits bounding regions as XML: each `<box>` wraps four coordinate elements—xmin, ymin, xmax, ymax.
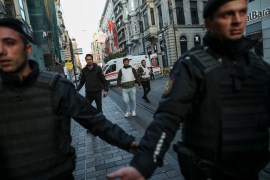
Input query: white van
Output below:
<box><xmin>103</xmin><ymin>54</ymin><xmax>160</xmax><ymax>86</ymax></box>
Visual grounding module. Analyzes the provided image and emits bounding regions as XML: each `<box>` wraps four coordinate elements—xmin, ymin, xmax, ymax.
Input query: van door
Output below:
<box><xmin>104</xmin><ymin>64</ymin><xmax>117</xmax><ymax>86</ymax></box>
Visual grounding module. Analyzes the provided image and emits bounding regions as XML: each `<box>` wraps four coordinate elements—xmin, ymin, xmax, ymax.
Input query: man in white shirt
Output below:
<box><xmin>137</xmin><ymin>60</ymin><xmax>151</xmax><ymax>103</ymax></box>
<box><xmin>117</xmin><ymin>58</ymin><xmax>141</xmax><ymax>117</ymax></box>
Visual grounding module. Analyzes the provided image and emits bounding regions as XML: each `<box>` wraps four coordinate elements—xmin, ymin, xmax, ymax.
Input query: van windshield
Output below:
<box><xmin>102</xmin><ymin>65</ymin><xmax>108</xmax><ymax>72</ymax></box>
<box><xmin>105</xmin><ymin>64</ymin><xmax>116</xmax><ymax>74</ymax></box>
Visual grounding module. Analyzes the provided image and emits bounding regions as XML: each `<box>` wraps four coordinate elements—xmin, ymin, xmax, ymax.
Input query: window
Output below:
<box><xmin>194</xmin><ymin>35</ymin><xmax>201</xmax><ymax>47</ymax></box>
<box><xmin>150</xmin><ymin>8</ymin><xmax>155</xmax><ymax>25</ymax></box>
<box><xmin>190</xmin><ymin>1</ymin><xmax>199</xmax><ymax>24</ymax></box>
<box><xmin>176</xmin><ymin>0</ymin><xmax>185</xmax><ymax>25</ymax></box>
<box><xmin>105</xmin><ymin>64</ymin><xmax>116</xmax><ymax>74</ymax></box>
<box><xmin>143</xmin><ymin>9</ymin><xmax>149</xmax><ymax>30</ymax></box>
<box><xmin>18</xmin><ymin>0</ymin><xmax>26</xmax><ymax>20</ymax></box>
<box><xmin>180</xmin><ymin>35</ymin><xmax>188</xmax><ymax>54</ymax></box>
<box><xmin>157</xmin><ymin>5</ymin><xmax>163</xmax><ymax>29</ymax></box>
<box><xmin>5</xmin><ymin>2</ymin><xmax>16</xmax><ymax>17</ymax></box>
<box><xmin>247</xmin><ymin>32</ymin><xmax>263</xmax><ymax>57</ymax></box>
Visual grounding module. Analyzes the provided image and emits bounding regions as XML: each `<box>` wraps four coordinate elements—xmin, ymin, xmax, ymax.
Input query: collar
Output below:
<box><xmin>0</xmin><ymin>60</ymin><xmax>39</xmax><ymax>87</ymax></box>
<box><xmin>203</xmin><ymin>32</ymin><xmax>257</xmax><ymax>58</ymax></box>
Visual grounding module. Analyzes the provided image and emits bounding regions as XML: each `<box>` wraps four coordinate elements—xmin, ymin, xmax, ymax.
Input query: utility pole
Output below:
<box><xmin>69</xmin><ymin>38</ymin><xmax>78</xmax><ymax>87</ymax></box>
<box><xmin>160</xmin><ymin>27</ymin><xmax>168</xmax><ymax>68</ymax></box>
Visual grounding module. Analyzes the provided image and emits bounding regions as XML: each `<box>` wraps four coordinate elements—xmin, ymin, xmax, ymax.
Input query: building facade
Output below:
<box><xmin>96</xmin><ymin>0</ymin><xmax>207</xmax><ymax>68</ymax></box>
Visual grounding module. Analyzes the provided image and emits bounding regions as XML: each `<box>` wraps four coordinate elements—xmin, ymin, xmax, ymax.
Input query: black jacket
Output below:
<box><xmin>77</xmin><ymin>63</ymin><xmax>108</xmax><ymax>92</ymax></box>
<box><xmin>130</xmin><ymin>32</ymin><xmax>270</xmax><ymax>178</ymax></box>
<box><xmin>0</xmin><ymin>61</ymin><xmax>135</xmax><ymax>179</ymax></box>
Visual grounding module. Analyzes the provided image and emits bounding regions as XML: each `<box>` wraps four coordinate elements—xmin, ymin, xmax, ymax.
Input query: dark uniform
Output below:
<box><xmin>129</xmin><ymin>32</ymin><xmax>270</xmax><ymax>180</ymax></box>
<box><xmin>0</xmin><ymin>61</ymin><xmax>135</xmax><ymax>179</ymax></box>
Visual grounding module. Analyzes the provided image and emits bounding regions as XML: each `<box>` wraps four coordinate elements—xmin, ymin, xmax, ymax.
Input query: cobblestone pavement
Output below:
<box><xmin>71</xmin><ymin>88</ymin><xmax>183</xmax><ymax>180</ymax></box>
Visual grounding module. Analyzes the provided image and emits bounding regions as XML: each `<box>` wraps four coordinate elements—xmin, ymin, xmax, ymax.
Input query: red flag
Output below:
<box><xmin>112</xmin><ymin>23</ymin><xmax>118</xmax><ymax>46</ymax></box>
<box><xmin>108</xmin><ymin>20</ymin><xmax>113</xmax><ymax>34</ymax></box>
<box><xmin>105</xmin><ymin>38</ymin><xmax>110</xmax><ymax>55</ymax></box>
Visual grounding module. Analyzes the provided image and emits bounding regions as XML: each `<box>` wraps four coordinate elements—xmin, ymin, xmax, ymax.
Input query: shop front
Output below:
<box><xmin>247</xmin><ymin>0</ymin><xmax>270</xmax><ymax>63</ymax></box>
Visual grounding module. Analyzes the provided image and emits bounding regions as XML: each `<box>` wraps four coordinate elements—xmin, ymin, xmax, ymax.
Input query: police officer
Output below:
<box><xmin>0</xmin><ymin>18</ymin><xmax>137</xmax><ymax>179</ymax></box>
<box><xmin>107</xmin><ymin>0</ymin><xmax>270</xmax><ymax>180</ymax></box>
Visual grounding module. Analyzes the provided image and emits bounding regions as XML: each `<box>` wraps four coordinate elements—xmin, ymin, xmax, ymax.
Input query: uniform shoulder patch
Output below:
<box><xmin>163</xmin><ymin>78</ymin><xmax>174</xmax><ymax>96</ymax></box>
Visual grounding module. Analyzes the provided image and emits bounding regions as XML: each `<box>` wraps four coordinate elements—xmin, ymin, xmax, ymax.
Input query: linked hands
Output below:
<box><xmin>106</xmin><ymin>167</ymin><xmax>145</xmax><ymax>180</ymax></box>
<box><xmin>129</xmin><ymin>141</ymin><xmax>138</xmax><ymax>154</ymax></box>
<box><xmin>103</xmin><ymin>91</ymin><xmax>108</xmax><ymax>97</ymax></box>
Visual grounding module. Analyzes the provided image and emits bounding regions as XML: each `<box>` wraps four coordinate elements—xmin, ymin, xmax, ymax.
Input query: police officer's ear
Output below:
<box><xmin>25</xmin><ymin>43</ymin><xmax>32</xmax><ymax>57</ymax></box>
<box><xmin>204</xmin><ymin>19</ymin><xmax>212</xmax><ymax>32</ymax></box>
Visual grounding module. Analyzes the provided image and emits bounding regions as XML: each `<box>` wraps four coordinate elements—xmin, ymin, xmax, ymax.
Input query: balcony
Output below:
<box><xmin>130</xmin><ymin>32</ymin><xmax>140</xmax><ymax>42</ymax></box>
<box><xmin>118</xmin><ymin>35</ymin><xmax>126</xmax><ymax>44</ymax></box>
<box><xmin>144</xmin><ymin>26</ymin><xmax>157</xmax><ymax>41</ymax></box>
<box><xmin>116</xmin><ymin>21</ymin><xmax>125</xmax><ymax>32</ymax></box>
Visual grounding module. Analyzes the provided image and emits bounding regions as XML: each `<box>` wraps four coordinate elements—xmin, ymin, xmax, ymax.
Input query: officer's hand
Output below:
<box><xmin>138</xmin><ymin>85</ymin><xmax>142</xmax><ymax>89</ymax></box>
<box><xmin>106</xmin><ymin>167</ymin><xmax>145</xmax><ymax>180</ymax></box>
<box><xmin>129</xmin><ymin>141</ymin><xmax>138</xmax><ymax>154</ymax></box>
<box><xmin>103</xmin><ymin>91</ymin><xmax>108</xmax><ymax>97</ymax></box>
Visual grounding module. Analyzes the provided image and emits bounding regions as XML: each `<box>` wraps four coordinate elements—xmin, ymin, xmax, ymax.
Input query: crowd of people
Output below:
<box><xmin>1</xmin><ymin>0</ymin><xmax>270</xmax><ymax>179</ymax></box>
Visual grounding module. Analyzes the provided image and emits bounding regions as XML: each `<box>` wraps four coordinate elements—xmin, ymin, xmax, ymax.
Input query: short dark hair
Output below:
<box><xmin>85</xmin><ymin>54</ymin><xmax>93</xmax><ymax>60</ymax></box>
<box><xmin>0</xmin><ymin>18</ymin><xmax>34</xmax><ymax>43</ymax></box>
<box><xmin>141</xmin><ymin>60</ymin><xmax>146</xmax><ymax>64</ymax></box>
<box><xmin>123</xmin><ymin>58</ymin><xmax>129</xmax><ymax>63</ymax></box>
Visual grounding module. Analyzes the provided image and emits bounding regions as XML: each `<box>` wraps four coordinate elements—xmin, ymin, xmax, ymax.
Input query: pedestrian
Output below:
<box><xmin>137</xmin><ymin>59</ymin><xmax>151</xmax><ymax>103</ymax></box>
<box><xmin>117</xmin><ymin>58</ymin><xmax>141</xmax><ymax>118</ymax></box>
<box><xmin>107</xmin><ymin>0</ymin><xmax>270</xmax><ymax>180</ymax></box>
<box><xmin>77</xmin><ymin>54</ymin><xmax>108</xmax><ymax>113</ymax></box>
<box><xmin>0</xmin><ymin>17</ymin><xmax>137</xmax><ymax>180</ymax></box>
<box><xmin>149</xmin><ymin>66</ymin><xmax>155</xmax><ymax>80</ymax></box>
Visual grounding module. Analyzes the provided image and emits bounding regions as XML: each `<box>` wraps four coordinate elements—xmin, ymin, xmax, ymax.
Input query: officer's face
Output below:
<box><xmin>0</xmin><ymin>27</ymin><xmax>32</xmax><ymax>73</ymax></box>
<box><xmin>205</xmin><ymin>0</ymin><xmax>247</xmax><ymax>41</ymax></box>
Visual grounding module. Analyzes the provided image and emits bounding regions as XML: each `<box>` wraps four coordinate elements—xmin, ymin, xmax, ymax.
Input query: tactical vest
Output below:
<box><xmin>0</xmin><ymin>71</ymin><xmax>75</xmax><ymax>179</ymax></box>
<box><xmin>182</xmin><ymin>48</ymin><xmax>270</xmax><ymax>159</ymax></box>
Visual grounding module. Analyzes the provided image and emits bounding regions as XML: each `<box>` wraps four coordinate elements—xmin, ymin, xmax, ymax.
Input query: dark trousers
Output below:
<box><xmin>141</xmin><ymin>80</ymin><xmax>151</xmax><ymax>99</ymax></box>
<box><xmin>85</xmin><ymin>91</ymin><xmax>102</xmax><ymax>112</ymax></box>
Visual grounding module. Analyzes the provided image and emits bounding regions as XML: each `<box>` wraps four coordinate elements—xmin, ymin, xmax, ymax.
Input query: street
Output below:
<box><xmin>72</xmin><ymin>76</ymin><xmax>184</xmax><ymax>180</ymax></box>
<box><xmin>72</xmin><ymin>76</ymin><xmax>270</xmax><ymax>180</ymax></box>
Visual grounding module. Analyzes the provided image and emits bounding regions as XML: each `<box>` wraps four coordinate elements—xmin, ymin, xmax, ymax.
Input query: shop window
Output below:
<box><xmin>247</xmin><ymin>32</ymin><xmax>263</xmax><ymax>57</ymax></box>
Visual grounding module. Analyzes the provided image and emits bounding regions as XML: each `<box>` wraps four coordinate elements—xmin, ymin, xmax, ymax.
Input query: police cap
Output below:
<box><xmin>0</xmin><ymin>18</ymin><xmax>34</xmax><ymax>42</ymax></box>
<box><xmin>203</xmin><ymin>0</ymin><xmax>234</xmax><ymax>19</ymax></box>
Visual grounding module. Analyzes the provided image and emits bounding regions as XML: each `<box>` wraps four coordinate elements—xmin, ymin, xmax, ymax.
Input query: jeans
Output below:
<box><xmin>122</xmin><ymin>87</ymin><xmax>136</xmax><ymax>113</ymax></box>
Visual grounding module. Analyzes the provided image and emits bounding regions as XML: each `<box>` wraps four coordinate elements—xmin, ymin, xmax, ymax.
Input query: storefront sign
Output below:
<box><xmin>247</xmin><ymin>7</ymin><xmax>270</xmax><ymax>22</ymax></box>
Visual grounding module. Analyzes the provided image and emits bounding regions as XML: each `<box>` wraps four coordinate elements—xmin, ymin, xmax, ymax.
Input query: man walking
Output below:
<box><xmin>0</xmin><ymin>18</ymin><xmax>137</xmax><ymax>180</ymax></box>
<box><xmin>107</xmin><ymin>0</ymin><xmax>270</xmax><ymax>179</ymax></box>
<box><xmin>77</xmin><ymin>54</ymin><xmax>108</xmax><ymax>113</ymax></box>
<box><xmin>137</xmin><ymin>60</ymin><xmax>151</xmax><ymax>103</ymax></box>
<box><xmin>117</xmin><ymin>58</ymin><xmax>141</xmax><ymax>118</ymax></box>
